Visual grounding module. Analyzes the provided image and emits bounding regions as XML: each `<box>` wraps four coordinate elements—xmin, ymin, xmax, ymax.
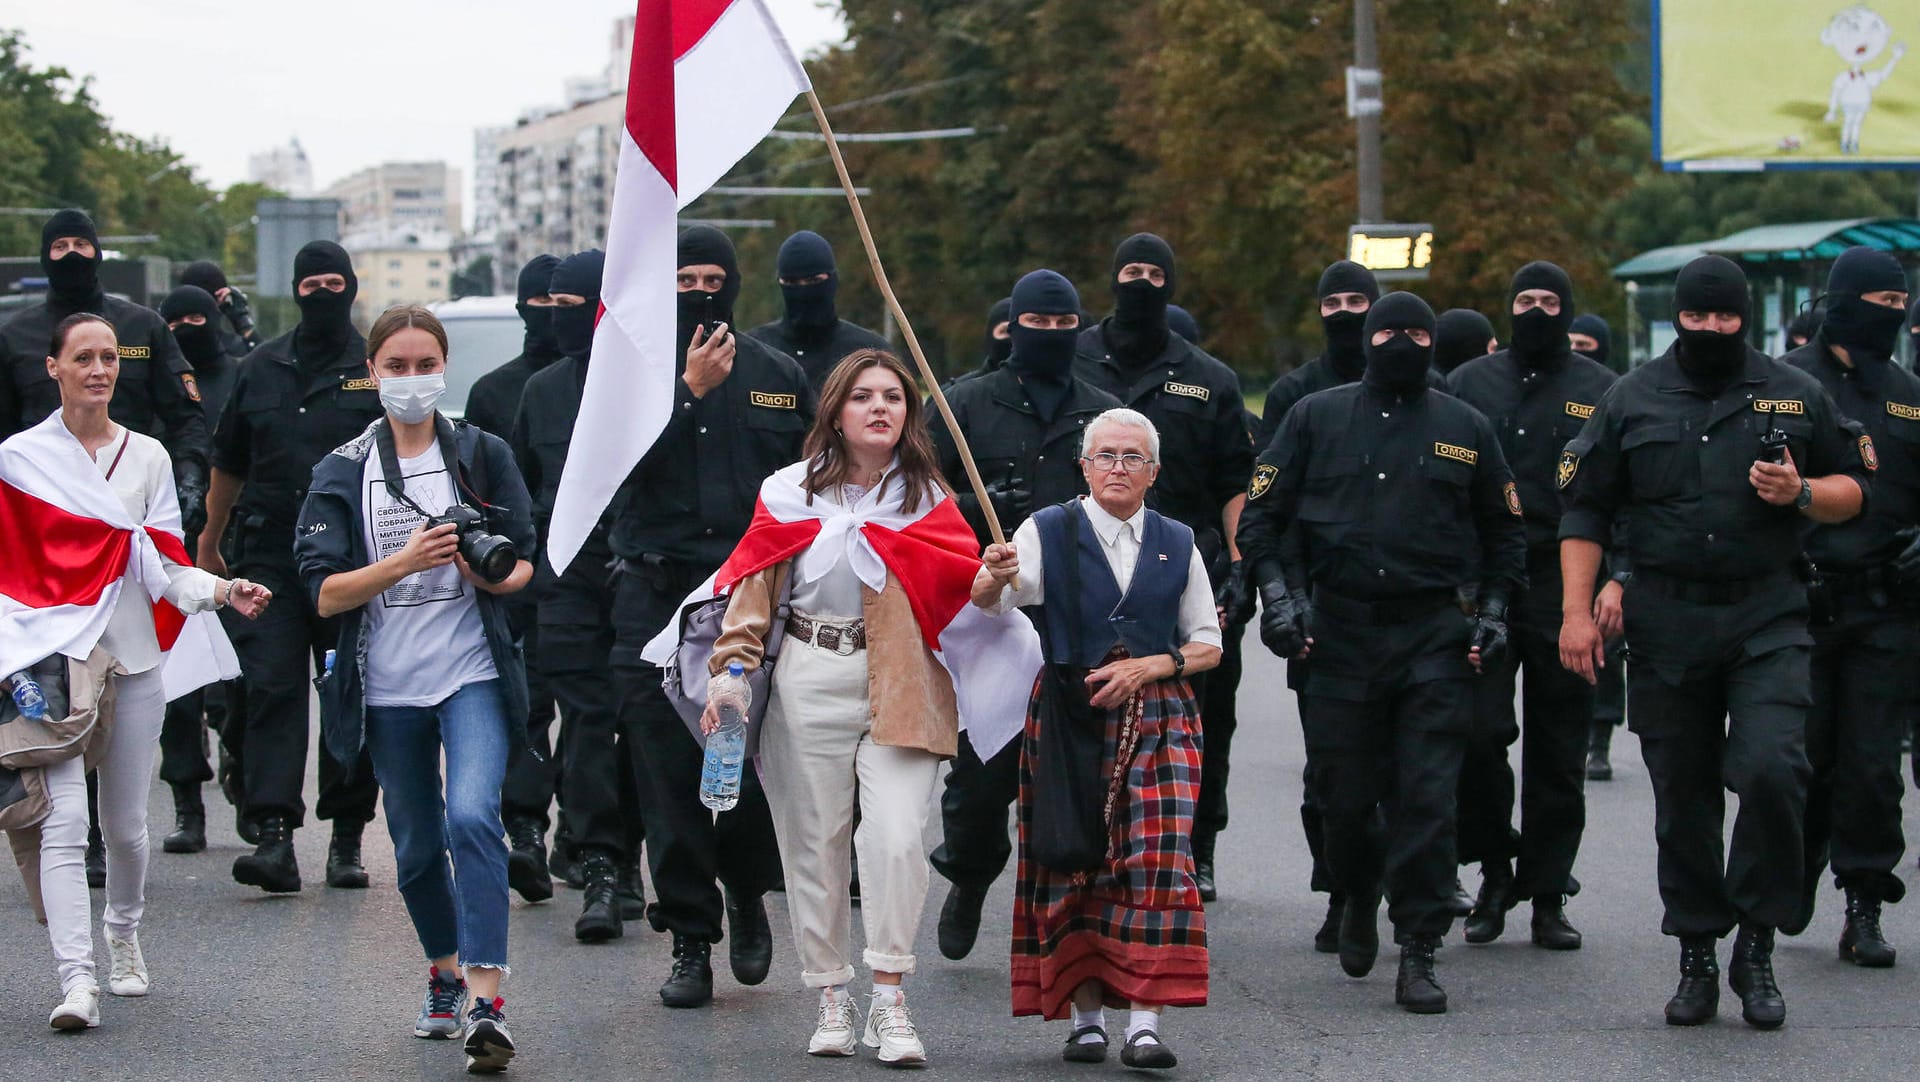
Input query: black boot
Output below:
<box><xmin>326</xmin><ymin>822</ymin><xmax>370</xmax><ymax>889</ymax></box>
<box><xmin>725</xmin><ymin>889</ymin><xmax>773</xmax><ymax>985</ymax></box>
<box><xmin>615</xmin><ymin>861</ymin><xmax>647</xmax><ymax>920</ymax></box>
<box><xmin>1728</xmin><ymin>924</ymin><xmax>1786</xmax><ymax>1029</ymax></box>
<box><xmin>1192</xmin><ymin>829</ymin><xmax>1218</xmax><ymax>903</ymax></box>
<box><xmin>1338</xmin><ymin>892</ymin><xmax>1382</xmax><ymax>977</ymax></box>
<box><xmin>505</xmin><ymin>817</ymin><xmax>553</xmax><ymax>903</ymax></box>
<box><xmin>1665</xmin><ymin>936</ymin><xmax>1719</xmax><ymax>1026</ymax></box>
<box><xmin>1314</xmin><ymin>892</ymin><xmax>1345</xmax><ymax>954</ymax></box>
<box><xmin>659</xmin><ymin>933</ymin><xmax>714</xmax><ymax>1008</ymax></box>
<box><xmin>1530</xmin><ymin>896</ymin><xmax>1582</xmax><ymax>950</ymax></box>
<box><xmin>1586</xmin><ymin>721</ymin><xmax>1614</xmax><ymax>781</ymax></box>
<box><xmin>1840</xmin><ymin>889</ymin><xmax>1897</xmax><ymax>968</ymax></box>
<box><xmin>1448</xmin><ymin>877</ymin><xmax>1475</xmax><ymax>918</ymax></box>
<box><xmin>938</xmin><ymin>882</ymin><xmax>988</xmax><ymax>960</ymax></box>
<box><xmin>548</xmin><ymin>823</ymin><xmax>582</xmax><ymax>890</ymax></box>
<box><xmin>232</xmin><ymin>816</ymin><xmax>301</xmax><ymax>893</ymax></box>
<box><xmin>163</xmin><ymin>783</ymin><xmax>207</xmax><ymax>854</ymax></box>
<box><xmin>573</xmin><ymin>851</ymin><xmax>622</xmax><ymax>942</ymax></box>
<box><xmin>1464</xmin><ymin>861</ymin><xmax>1513</xmax><ymax>944</ymax></box>
<box><xmin>85</xmin><ymin>822</ymin><xmax>106</xmax><ymax>889</ymax></box>
<box><xmin>1394</xmin><ymin>935</ymin><xmax>1447</xmax><ymax>1014</ymax></box>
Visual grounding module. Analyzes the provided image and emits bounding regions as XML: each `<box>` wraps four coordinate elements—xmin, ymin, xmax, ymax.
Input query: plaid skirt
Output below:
<box><xmin>1010</xmin><ymin>659</ymin><xmax>1208</xmax><ymax>1019</ymax></box>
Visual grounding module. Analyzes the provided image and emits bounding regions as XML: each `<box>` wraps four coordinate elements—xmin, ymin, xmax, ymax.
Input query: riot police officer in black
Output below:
<box><xmin>179</xmin><ymin>259</ymin><xmax>262</xmax><ymax>355</ymax></box>
<box><xmin>201</xmin><ymin>240</ymin><xmax>382</xmax><ymax>894</ymax></box>
<box><xmin>1780</xmin><ymin>245</ymin><xmax>1920</xmax><ymax>968</ymax></box>
<box><xmin>1447</xmin><ymin>262</ymin><xmax>1617</xmax><ymax>951</ymax></box>
<box><xmin>607</xmin><ymin>225</ymin><xmax>810</xmax><ymax>1008</ymax></box>
<box><xmin>1241</xmin><ymin>291</ymin><xmax>1527</xmax><ymax>1014</ymax></box>
<box><xmin>926</xmin><ymin>269</ymin><xmax>1120</xmax><ymax>960</ymax></box>
<box><xmin>745</xmin><ymin>230</ymin><xmax>890</xmax><ymax>393</ymax></box>
<box><xmin>1559</xmin><ymin>255</ymin><xmax>1872</xmax><ymax>1029</ymax></box>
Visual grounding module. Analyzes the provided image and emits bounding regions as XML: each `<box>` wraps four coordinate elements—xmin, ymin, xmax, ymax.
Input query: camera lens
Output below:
<box><xmin>463</xmin><ymin>531</ymin><xmax>518</xmax><ymax>584</ymax></box>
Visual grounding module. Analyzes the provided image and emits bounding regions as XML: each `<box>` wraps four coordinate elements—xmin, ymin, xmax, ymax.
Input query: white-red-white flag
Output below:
<box><xmin>546</xmin><ymin>0</ymin><xmax>812</xmax><ymax>574</ymax></box>
<box><xmin>0</xmin><ymin>414</ymin><xmax>239</xmax><ymax>702</ymax></box>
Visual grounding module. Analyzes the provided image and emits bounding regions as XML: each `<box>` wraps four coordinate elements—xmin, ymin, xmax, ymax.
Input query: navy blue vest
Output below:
<box><xmin>1033</xmin><ymin>499</ymin><xmax>1194</xmax><ymax>668</ymax></box>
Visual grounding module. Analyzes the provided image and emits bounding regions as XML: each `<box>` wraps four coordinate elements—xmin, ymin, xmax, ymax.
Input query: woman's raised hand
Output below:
<box><xmin>982</xmin><ymin>542</ymin><xmax>1020</xmax><ymax>585</ymax></box>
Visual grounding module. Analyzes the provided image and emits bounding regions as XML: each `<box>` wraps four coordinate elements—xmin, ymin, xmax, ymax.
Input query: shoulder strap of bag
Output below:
<box><xmin>1042</xmin><ymin>502</ymin><xmax>1084</xmax><ymax>664</ymax></box>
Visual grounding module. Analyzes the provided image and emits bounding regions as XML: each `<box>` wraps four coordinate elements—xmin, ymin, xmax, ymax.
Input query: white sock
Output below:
<box><xmin>1127</xmin><ymin>1010</ymin><xmax>1161</xmax><ymax>1044</ymax></box>
<box><xmin>870</xmin><ymin>984</ymin><xmax>903</xmax><ymax>1007</ymax></box>
<box><xmin>1070</xmin><ymin>1003</ymin><xmax>1106</xmax><ymax>1041</ymax></box>
<box><xmin>820</xmin><ymin>985</ymin><xmax>849</xmax><ymax>1006</ymax></box>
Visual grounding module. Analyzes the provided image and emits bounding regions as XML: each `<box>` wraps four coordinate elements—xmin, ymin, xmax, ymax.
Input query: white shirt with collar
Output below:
<box><xmin>990</xmin><ymin>496</ymin><xmax>1222</xmax><ymax>649</ymax></box>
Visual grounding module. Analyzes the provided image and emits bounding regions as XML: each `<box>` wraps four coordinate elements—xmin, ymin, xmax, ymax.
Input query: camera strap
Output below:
<box><xmin>373</xmin><ymin>413</ymin><xmax>491</xmax><ymax>520</ymax></box>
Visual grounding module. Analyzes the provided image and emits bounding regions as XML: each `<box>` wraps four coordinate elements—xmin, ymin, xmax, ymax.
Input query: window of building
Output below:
<box><xmin>388</xmin><ymin>278</ymin><xmax>403</xmax><ymax>289</ymax></box>
<box><xmin>428</xmin><ymin>259</ymin><xmax>443</xmax><ymax>269</ymax></box>
<box><xmin>428</xmin><ymin>278</ymin><xmax>442</xmax><ymax>289</ymax></box>
<box><xmin>388</xmin><ymin>259</ymin><xmax>403</xmax><ymax>270</ymax></box>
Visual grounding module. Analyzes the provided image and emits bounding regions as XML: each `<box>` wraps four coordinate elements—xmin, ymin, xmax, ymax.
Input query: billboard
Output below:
<box><xmin>1655</xmin><ymin>1</ymin><xmax>1920</xmax><ymax>169</ymax></box>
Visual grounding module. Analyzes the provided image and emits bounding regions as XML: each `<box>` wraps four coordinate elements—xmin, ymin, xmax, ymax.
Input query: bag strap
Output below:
<box><xmin>1038</xmin><ymin>501</ymin><xmax>1085</xmax><ymax>664</ymax></box>
<box><xmin>101</xmin><ymin>428</ymin><xmax>132</xmax><ymax>481</ymax></box>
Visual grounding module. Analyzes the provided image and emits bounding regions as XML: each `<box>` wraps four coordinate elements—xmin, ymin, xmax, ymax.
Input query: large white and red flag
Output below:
<box><xmin>546</xmin><ymin>0</ymin><xmax>812</xmax><ymax>574</ymax></box>
<box><xmin>643</xmin><ymin>462</ymin><xmax>1043</xmax><ymax>759</ymax></box>
<box><xmin>0</xmin><ymin>414</ymin><xmax>239</xmax><ymax>702</ymax></box>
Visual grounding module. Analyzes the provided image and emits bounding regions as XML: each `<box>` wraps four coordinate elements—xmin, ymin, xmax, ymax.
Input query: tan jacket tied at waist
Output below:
<box><xmin>711</xmin><ymin>559</ymin><xmax>959</xmax><ymax>758</ymax></box>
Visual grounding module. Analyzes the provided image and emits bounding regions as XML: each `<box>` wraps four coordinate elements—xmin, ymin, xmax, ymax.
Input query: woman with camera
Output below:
<box><xmin>294</xmin><ymin>305</ymin><xmax>535</xmax><ymax>1074</ymax></box>
<box><xmin>0</xmin><ymin>313</ymin><xmax>271</xmax><ymax>1031</ymax></box>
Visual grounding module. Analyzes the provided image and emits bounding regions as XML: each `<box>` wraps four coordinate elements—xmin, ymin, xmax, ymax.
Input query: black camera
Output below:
<box><xmin>426</xmin><ymin>505</ymin><xmax>517</xmax><ymax>584</ymax></box>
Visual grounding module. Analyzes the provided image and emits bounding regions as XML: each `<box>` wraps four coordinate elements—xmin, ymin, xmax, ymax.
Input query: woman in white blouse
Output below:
<box><xmin>10</xmin><ymin>313</ymin><xmax>269</xmax><ymax>1031</ymax></box>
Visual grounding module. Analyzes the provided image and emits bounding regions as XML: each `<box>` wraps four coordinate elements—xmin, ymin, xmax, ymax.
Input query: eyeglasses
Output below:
<box><xmin>1085</xmin><ymin>452</ymin><xmax>1154</xmax><ymax>473</ymax></box>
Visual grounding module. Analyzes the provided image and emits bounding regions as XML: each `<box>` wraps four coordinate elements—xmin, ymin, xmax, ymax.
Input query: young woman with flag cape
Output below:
<box><xmin>643</xmin><ymin>349</ymin><xmax>1041</xmax><ymax>1066</ymax></box>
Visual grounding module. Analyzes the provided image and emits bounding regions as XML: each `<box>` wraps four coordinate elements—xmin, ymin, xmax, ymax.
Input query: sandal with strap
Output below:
<box><xmin>1120</xmin><ymin>1030</ymin><xmax>1178</xmax><ymax>1070</ymax></box>
<box><xmin>1061</xmin><ymin>1024</ymin><xmax>1109</xmax><ymax>1063</ymax></box>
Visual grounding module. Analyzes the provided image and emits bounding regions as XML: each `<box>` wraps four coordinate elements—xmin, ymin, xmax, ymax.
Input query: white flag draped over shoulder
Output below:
<box><xmin>546</xmin><ymin>0</ymin><xmax>812</xmax><ymax>574</ymax></box>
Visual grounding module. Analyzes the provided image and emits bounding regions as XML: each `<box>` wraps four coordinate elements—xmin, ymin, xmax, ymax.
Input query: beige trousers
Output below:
<box><xmin>757</xmin><ymin>621</ymin><xmax>942</xmax><ymax>988</ymax></box>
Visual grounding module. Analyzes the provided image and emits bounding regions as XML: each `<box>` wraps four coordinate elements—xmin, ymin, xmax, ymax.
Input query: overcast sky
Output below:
<box><xmin>14</xmin><ymin>1</ymin><xmax>846</xmax><ymax>212</ymax></box>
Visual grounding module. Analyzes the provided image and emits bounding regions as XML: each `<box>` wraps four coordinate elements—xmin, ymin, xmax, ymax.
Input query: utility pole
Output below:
<box><xmin>1351</xmin><ymin>0</ymin><xmax>1384</xmax><ymax>224</ymax></box>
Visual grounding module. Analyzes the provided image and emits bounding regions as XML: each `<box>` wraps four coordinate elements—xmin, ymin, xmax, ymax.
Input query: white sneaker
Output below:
<box><xmin>106</xmin><ymin>930</ymin><xmax>149</xmax><ymax>997</ymax></box>
<box><xmin>808</xmin><ymin>995</ymin><xmax>859</xmax><ymax>1057</ymax></box>
<box><xmin>49</xmin><ymin>982</ymin><xmax>101</xmax><ymax>1031</ymax></box>
<box><xmin>862</xmin><ymin>993</ymin><xmax>927</xmax><ymax>1066</ymax></box>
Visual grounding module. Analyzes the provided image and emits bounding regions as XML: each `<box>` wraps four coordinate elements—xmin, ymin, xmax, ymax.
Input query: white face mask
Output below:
<box><xmin>379</xmin><ymin>372</ymin><xmax>446</xmax><ymax>423</ymax></box>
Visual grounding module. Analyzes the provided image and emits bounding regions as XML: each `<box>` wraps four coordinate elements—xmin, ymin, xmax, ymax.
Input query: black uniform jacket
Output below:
<box><xmin>211</xmin><ymin>328</ymin><xmax>383</xmax><ymax>530</ymax></box>
<box><xmin>465</xmin><ymin>348</ymin><xmax>561</xmax><ymax>439</ymax></box>
<box><xmin>1239</xmin><ymin>380</ymin><xmax>1528</xmax><ymax>603</ymax></box>
<box><xmin>925</xmin><ymin>366</ymin><xmax>1122</xmax><ymax>547</ymax></box>
<box><xmin>1783</xmin><ymin>335</ymin><xmax>1920</xmax><ymax>573</ymax></box>
<box><xmin>746</xmin><ymin>318</ymin><xmax>891</xmax><ymax>393</ymax></box>
<box><xmin>1558</xmin><ymin>345</ymin><xmax>1874</xmax><ymax>583</ymax></box>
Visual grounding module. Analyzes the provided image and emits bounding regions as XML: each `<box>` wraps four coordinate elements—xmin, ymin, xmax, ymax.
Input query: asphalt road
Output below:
<box><xmin>4</xmin><ymin>626</ymin><xmax>1919</xmax><ymax>1081</ymax></box>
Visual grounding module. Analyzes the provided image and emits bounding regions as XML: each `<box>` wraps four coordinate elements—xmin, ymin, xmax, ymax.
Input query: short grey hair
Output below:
<box><xmin>1081</xmin><ymin>407</ymin><xmax>1161</xmax><ymax>462</ymax></box>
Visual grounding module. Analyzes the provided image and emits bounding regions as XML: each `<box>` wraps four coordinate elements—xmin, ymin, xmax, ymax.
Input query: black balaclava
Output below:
<box><xmin>676</xmin><ymin>225</ymin><xmax>742</xmax><ymax>341</ymax></box>
<box><xmin>41</xmin><ymin>209</ymin><xmax>102</xmax><ymax>310</ymax></box>
<box><xmin>290</xmin><ymin>240</ymin><xmax>359</xmax><ymax>359</ymax></box>
<box><xmin>1819</xmin><ymin>245</ymin><xmax>1908</xmax><ymax>366</ymax></box>
<box><xmin>1508</xmin><ymin>260</ymin><xmax>1575</xmax><ymax>367</ymax></box>
<box><xmin>516</xmin><ymin>254</ymin><xmax>563</xmax><ymax>360</ymax></box>
<box><xmin>1318</xmin><ymin>260</ymin><xmax>1380</xmax><ymax>380</ymax></box>
<box><xmin>1006</xmin><ymin>269</ymin><xmax>1081</xmax><ymax>421</ymax></box>
<box><xmin>1790</xmin><ymin>305</ymin><xmax>1826</xmax><ymax>349</ymax></box>
<box><xmin>1671</xmin><ymin>255</ymin><xmax>1752</xmax><ymax>387</ymax></box>
<box><xmin>549</xmin><ymin>249</ymin><xmax>606</xmax><ymax>363</ymax></box>
<box><xmin>179</xmin><ymin>260</ymin><xmax>228</xmax><ymax>296</ymax></box>
<box><xmin>1433</xmin><ymin>308</ymin><xmax>1496</xmax><ymax>374</ymax></box>
<box><xmin>983</xmin><ymin>297</ymin><xmax>1013</xmax><ymax>370</ymax></box>
<box><xmin>1362</xmin><ymin>291</ymin><xmax>1437</xmax><ymax>394</ymax></box>
<box><xmin>1568</xmin><ymin>313</ymin><xmax>1612</xmax><ymax>367</ymax></box>
<box><xmin>1167</xmin><ymin>304</ymin><xmax>1201</xmax><ymax>344</ymax></box>
<box><xmin>776</xmin><ymin>230</ymin><xmax>838</xmax><ymax>335</ymax></box>
<box><xmin>1108</xmin><ymin>232</ymin><xmax>1176</xmax><ymax>369</ymax></box>
<box><xmin>1907</xmin><ymin>296</ymin><xmax>1920</xmax><ymax>369</ymax></box>
<box><xmin>160</xmin><ymin>285</ymin><xmax>225</xmax><ymax>368</ymax></box>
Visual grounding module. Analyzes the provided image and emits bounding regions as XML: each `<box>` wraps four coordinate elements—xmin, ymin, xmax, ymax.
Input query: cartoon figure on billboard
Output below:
<box><xmin>1823</xmin><ymin>6</ymin><xmax>1908</xmax><ymax>154</ymax></box>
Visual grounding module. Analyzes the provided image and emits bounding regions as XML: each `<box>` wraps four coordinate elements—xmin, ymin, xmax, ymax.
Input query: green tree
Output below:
<box><xmin>451</xmin><ymin>254</ymin><xmax>495</xmax><ymax>299</ymax></box>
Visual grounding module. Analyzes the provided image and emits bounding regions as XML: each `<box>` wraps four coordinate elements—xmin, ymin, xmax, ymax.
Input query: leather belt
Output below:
<box><xmin>1632</xmin><ymin>568</ymin><xmax>1788</xmax><ymax>606</ymax></box>
<box><xmin>786</xmin><ymin>615</ymin><xmax>867</xmax><ymax>654</ymax></box>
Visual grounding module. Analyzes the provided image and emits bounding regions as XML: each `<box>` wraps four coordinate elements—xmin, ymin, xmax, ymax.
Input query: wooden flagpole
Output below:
<box><xmin>803</xmin><ymin>90</ymin><xmax>1012</xmax><ymax>558</ymax></box>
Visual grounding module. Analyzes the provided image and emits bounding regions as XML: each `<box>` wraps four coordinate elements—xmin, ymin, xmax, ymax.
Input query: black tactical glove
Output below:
<box><xmin>1257</xmin><ymin>577</ymin><xmax>1311</xmax><ymax>659</ymax></box>
<box><xmin>1215</xmin><ymin>560</ymin><xmax>1256</xmax><ymax>626</ymax></box>
<box><xmin>175</xmin><ymin>462</ymin><xmax>209</xmax><ymax>546</ymax></box>
<box><xmin>219</xmin><ymin>285</ymin><xmax>258</xmax><ymax>346</ymax></box>
<box><xmin>984</xmin><ymin>478</ymin><xmax>1032</xmax><ymax>529</ymax></box>
<box><xmin>1470</xmin><ymin>590</ymin><xmax>1511</xmax><ymax>669</ymax></box>
<box><xmin>1892</xmin><ymin>527</ymin><xmax>1920</xmax><ymax>604</ymax></box>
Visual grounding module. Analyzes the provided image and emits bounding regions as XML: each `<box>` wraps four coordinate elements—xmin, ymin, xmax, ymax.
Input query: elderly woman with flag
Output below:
<box><xmin>973</xmin><ymin>406</ymin><xmax>1221</xmax><ymax>1070</ymax></box>
<box><xmin>647</xmin><ymin>348</ymin><xmax>1039</xmax><ymax>1066</ymax></box>
<box><xmin>0</xmin><ymin>313</ymin><xmax>268</xmax><ymax>1032</ymax></box>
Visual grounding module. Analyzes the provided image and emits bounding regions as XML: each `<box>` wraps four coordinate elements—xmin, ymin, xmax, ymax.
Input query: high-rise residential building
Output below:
<box><xmin>321</xmin><ymin>161</ymin><xmax>463</xmax><ymax>250</ymax></box>
<box><xmin>247</xmin><ymin>138</ymin><xmax>314</xmax><ymax>196</ymax></box>
<box><xmin>350</xmin><ymin>246</ymin><xmax>454</xmax><ymax>322</ymax></box>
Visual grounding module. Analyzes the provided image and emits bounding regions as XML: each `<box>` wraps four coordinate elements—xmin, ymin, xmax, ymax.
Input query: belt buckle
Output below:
<box><xmin>829</xmin><ymin>624</ymin><xmax>858</xmax><ymax>655</ymax></box>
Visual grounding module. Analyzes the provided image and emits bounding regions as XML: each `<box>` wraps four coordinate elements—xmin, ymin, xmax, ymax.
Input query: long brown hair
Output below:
<box><xmin>366</xmin><ymin>304</ymin><xmax>450</xmax><ymax>360</ymax></box>
<box><xmin>803</xmin><ymin>349</ymin><xmax>947</xmax><ymax>514</ymax></box>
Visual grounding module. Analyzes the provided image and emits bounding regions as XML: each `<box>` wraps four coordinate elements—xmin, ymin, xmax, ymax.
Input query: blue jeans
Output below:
<box><xmin>365</xmin><ymin>679</ymin><xmax>512</xmax><ymax>969</ymax></box>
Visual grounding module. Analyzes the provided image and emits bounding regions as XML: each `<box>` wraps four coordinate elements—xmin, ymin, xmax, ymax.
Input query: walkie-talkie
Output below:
<box><xmin>1758</xmin><ymin>421</ymin><xmax>1790</xmax><ymax>465</ymax></box>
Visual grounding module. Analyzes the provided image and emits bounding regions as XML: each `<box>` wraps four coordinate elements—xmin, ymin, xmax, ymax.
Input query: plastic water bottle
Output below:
<box><xmin>700</xmin><ymin>662</ymin><xmax>750</xmax><ymax>812</ymax></box>
<box><xmin>323</xmin><ymin>649</ymin><xmax>336</xmax><ymax>677</ymax></box>
<box><xmin>4</xmin><ymin>671</ymin><xmax>47</xmax><ymax>721</ymax></box>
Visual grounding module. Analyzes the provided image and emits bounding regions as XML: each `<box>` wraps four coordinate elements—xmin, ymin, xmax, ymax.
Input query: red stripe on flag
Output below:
<box><xmin>626</xmin><ymin>0</ymin><xmax>735</xmax><ymax>191</ymax></box>
<box><xmin>862</xmin><ymin>498</ymin><xmax>983</xmax><ymax>650</ymax></box>
<box><xmin>670</xmin><ymin>0</ymin><xmax>734</xmax><ymax>58</ymax></box>
<box><xmin>0</xmin><ymin>478</ymin><xmax>132</xmax><ymax>608</ymax></box>
<box><xmin>714</xmin><ymin>497</ymin><xmax>824</xmax><ymax>592</ymax></box>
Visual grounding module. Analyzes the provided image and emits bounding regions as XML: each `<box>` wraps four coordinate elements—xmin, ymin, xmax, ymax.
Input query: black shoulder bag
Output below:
<box><xmin>1029</xmin><ymin>502</ymin><xmax>1111</xmax><ymax>874</ymax></box>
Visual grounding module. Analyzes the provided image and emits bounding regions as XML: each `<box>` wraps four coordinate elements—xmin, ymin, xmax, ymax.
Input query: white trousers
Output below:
<box><xmin>757</xmin><ymin>626</ymin><xmax>942</xmax><ymax>988</ymax></box>
<box><xmin>41</xmin><ymin>668</ymin><xmax>167</xmax><ymax>994</ymax></box>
